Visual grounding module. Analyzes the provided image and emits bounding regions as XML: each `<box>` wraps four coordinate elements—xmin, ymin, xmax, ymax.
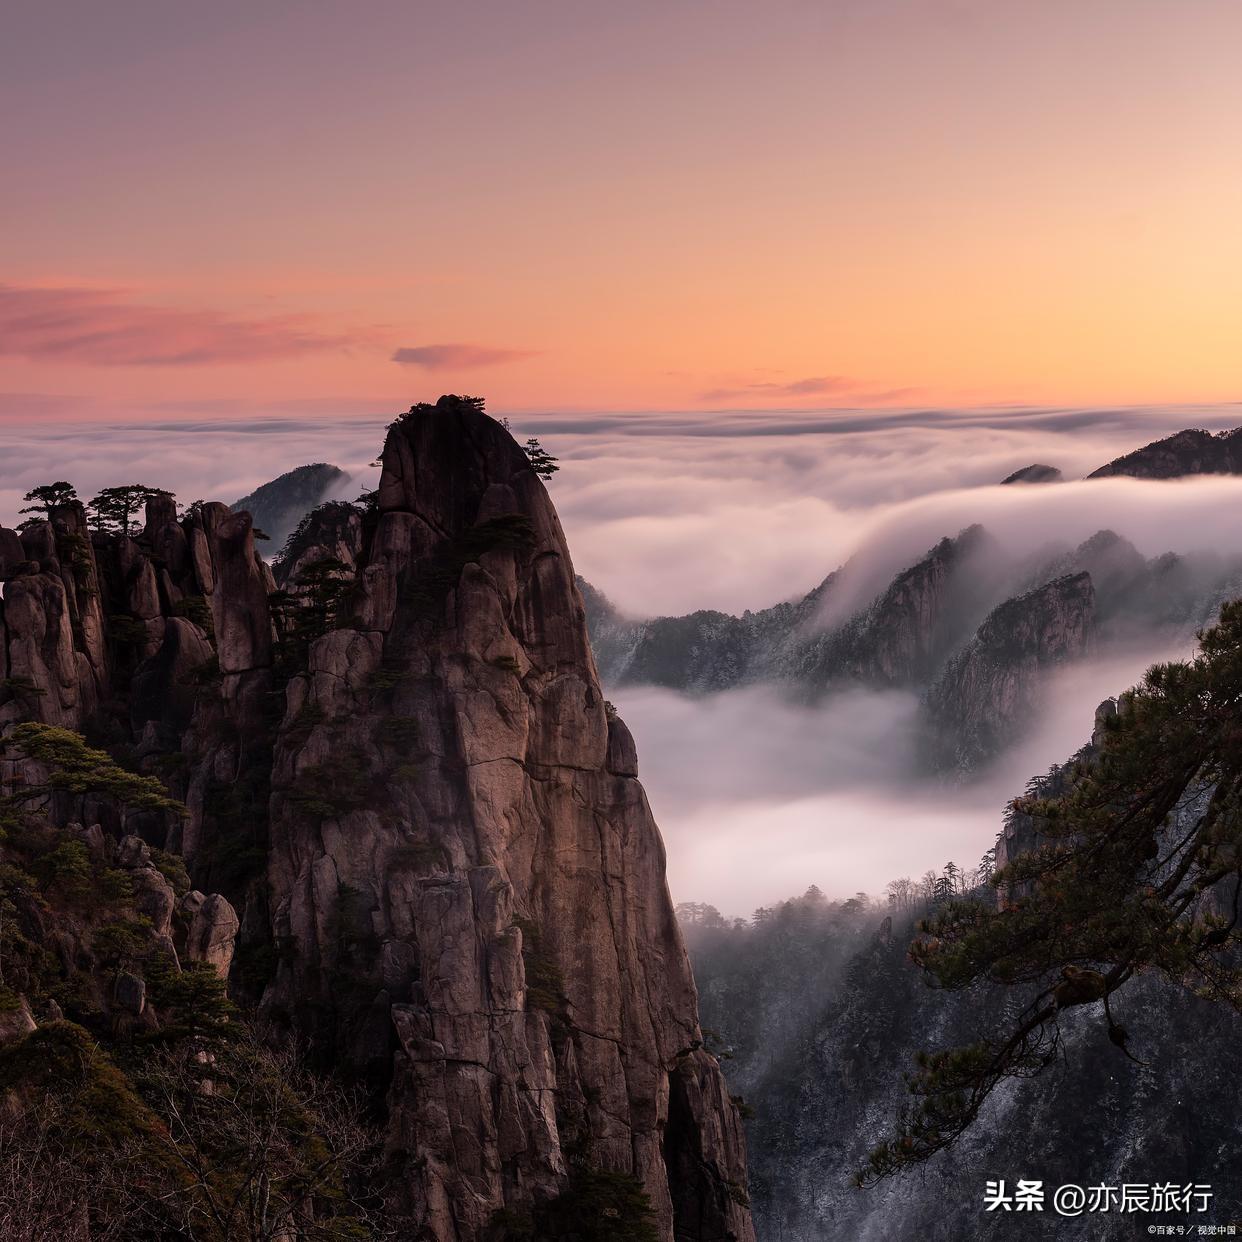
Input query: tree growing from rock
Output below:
<box><xmin>268</xmin><ymin>556</ymin><xmax>354</xmax><ymax>677</ymax></box>
<box><xmin>18</xmin><ymin>481</ymin><xmax>79</xmax><ymax>528</ymax></box>
<box><xmin>0</xmin><ymin>723</ymin><xmax>187</xmax><ymax>818</ymax></box>
<box><xmin>523</xmin><ymin>437</ymin><xmax>559</xmax><ymax>479</ymax></box>
<box><xmin>86</xmin><ymin>484</ymin><xmax>172</xmax><ymax>537</ymax></box>
<box><xmin>860</xmin><ymin>601</ymin><xmax>1242</xmax><ymax>1185</ymax></box>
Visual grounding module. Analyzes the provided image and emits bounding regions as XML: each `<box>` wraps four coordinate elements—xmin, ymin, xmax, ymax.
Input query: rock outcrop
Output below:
<box><xmin>271</xmin><ymin>498</ymin><xmax>366</xmax><ymax>588</ymax></box>
<box><xmin>838</xmin><ymin>525</ymin><xmax>996</xmax><ymax>685</ymax></box>
<box><xmin>0</xmin><ymin>397</ymin><xmax>753</xmax><ymax>1241</ymax></box>
<box><xmin>182</xmin><ymin>891</ymin><xmax>240</xmax><ymax>978</ymax></box>
<box><xmin>264</xmin><ymin>398</ymin><xmax>752</xmax><ymax>1240</ymax></box>
<box><xmin>1088</xmin><ymin>426</ymin><xmax>1242</xmax><ymax>478</ymax></box>
<box><xmin>923</xmin><ymin>572</ymin><xmax>1096</xmax><ymax>771</ymax></box>
<box><xmin>1000</xmin><ymin>463</ymin><xmax>1062</xmax><ymax>484</ymax></box>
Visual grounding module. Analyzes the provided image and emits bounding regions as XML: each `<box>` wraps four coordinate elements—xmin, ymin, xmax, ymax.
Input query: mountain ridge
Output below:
<box><xmin>231</xmin><ymin>461</ymin><xmax>351</xmax><ymax>547</ymax></box>
<box><xmin>0</xmin><ymin>396</ymin><xmax>753</xmax><ymax>1240</ymax></box>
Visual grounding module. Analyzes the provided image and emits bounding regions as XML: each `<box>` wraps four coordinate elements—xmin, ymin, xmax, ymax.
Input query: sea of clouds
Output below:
<box><xmin>615</xmin><ymin>642</ymin><xmax>1192</xmax><ymax>916</ymax></box>
<box><xmin>3</xmin><ymin>402</ymin><xmax>1239</xmax><ymax>910</ymax></box>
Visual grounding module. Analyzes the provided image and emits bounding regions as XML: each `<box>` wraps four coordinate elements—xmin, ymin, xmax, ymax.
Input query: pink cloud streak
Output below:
<box><xmin>0</xmin><ymin>284</ymin><xmax>358</xmax><ymax>366</ymax></box>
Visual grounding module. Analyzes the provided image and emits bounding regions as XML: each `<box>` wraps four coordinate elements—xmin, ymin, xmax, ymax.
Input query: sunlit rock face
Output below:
<box><xmin>263</xmin><ymin>398</ymin><xmax>752</xmax><ymax>1240</ymax></box>
<box><xmin>0</xmin><ymin>398</ymin><xmax>751</xmax><ymax>1241</ymax></box>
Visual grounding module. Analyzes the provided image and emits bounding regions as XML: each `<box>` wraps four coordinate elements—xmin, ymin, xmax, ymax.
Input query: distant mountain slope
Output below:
<box><xmin>1088</xmin><ymin>426</ymin><xmax>1242</xmax><ymax>478</ymax></box>
<box><xmin>582</xmin><ymin>526</ymin><xmax>1241</xmax><ymax>774</ymax></box>
<box><xmin>684</xmin><ymin>881</ymin><xmax>1242</xmax><ymax>1241</ymax></box>
<box><xmin>686</xmin><ymin>661</ymin><xmax>1242</xmax><ymax>1241</ymax></box>
<box><xmin>923</xmin><ymin>572</ymin><xmax>1095</xmax><ymax>771</ymax></box>
<box><xmin>231</xmin><ymin>462</ymin><xmax>350</xmax><ymax>547</ymax></box>
<box><xmin>1000</xmin><ymin>463</ymin><xmax>1061</xmax><ymax>483</ymax></box>
<box><xmin>581</xmin><ymin>526</ymin><xmax>996</xmax><ymax>697</ymax></box>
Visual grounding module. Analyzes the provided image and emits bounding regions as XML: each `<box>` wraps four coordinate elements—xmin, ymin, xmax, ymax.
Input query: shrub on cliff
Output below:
<box><xmin>862</xmin><ymin>600</ymin><xmax>1242</xmax><ymax>1183</ymax></box>
<box><xmin>1</xmin><ymin>723</ymin><xmax>187</xmax><ymax>817</ymax></box>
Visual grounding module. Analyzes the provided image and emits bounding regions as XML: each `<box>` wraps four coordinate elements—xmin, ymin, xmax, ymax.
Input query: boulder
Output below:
<box><xmin>182</xmin><ymin>891</ymin><xmax>240</xmax><ymax>979</ymax></box>
<box><xmin>113</xmin><ymin>972</ymin><xmax>146</xmax><ymax>1015</ymax></box>
<box><xmin>0</xmin><ymin>526</ymin><xmax>25</xmax><ymax>579</ymax></box>
<box><xmin>116</xmin><ymin>835</ymin><xmax>152</xmax><ymax>869</ymax></box>
<box><xmin>130</xmin><ymin>866</ymin><xmax>177</xmax><ymax>939</ymax></box>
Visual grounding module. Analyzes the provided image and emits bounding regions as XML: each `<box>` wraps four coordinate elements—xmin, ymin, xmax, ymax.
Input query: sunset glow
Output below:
<box><xmin>5</xmin><ymin>0</ymin><xmax>1241</xmax><ymax>419</ymax></box>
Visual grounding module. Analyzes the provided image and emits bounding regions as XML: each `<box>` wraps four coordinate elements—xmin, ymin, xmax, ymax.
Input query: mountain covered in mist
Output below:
<box><xmin>1000</xmin><ymin>463</ymin><xmax>1062</xmax><ymax>484</ymax></box>
<box><xmin>582</xmin><ymin>523</ymin><xmax>1242</xmax><ymax>774</ymax></box>
<box><xmin>683</xmin><ymin>888</ymin><xmax>1242</xmax><ymax>1240</ymax></box>
<box><xmin>0</xmin><ymin>397</ymin><xmax>751</xmax><ymax>1240</ymax></box>
<box><xmin>997</xmin><ymin>425</ymin><xmax>1242</xmax><ymax>485</ymax></box>
<box><xmin>231</xmin><ymin>461</ymin><xmax>350</xmax><ymax>547</ymax></box>
<box><xmin>682</xmin><ymin>687</ymin><xmax>1242</xmax><ymax>1240</ymax></box>
<box><xmin>579</xmin><ymin>425</ymin><xmax>1242</xmax><ymax>777</ymax></box>
<box><xmin>1089</xmin><ymin>426</ymin><xmax>1242</xmax><ymax>479</ymax></box>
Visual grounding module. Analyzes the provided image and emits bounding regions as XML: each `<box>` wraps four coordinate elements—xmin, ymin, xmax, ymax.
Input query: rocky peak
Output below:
<box><xmin>1001</xmin><ymin>463</ymin><xmax>1062</xmax><ymax>484</ymax></box>
<box><xmin>1088</xmin><ymin>426</ymin><xmax>1242</xmax><ymax>478</ymax></box>
<box><xmin>0</xmin><ymin>395</ymin><xmax>753</xmax><ymax>1239</ymax></box>
<box><xmin>231</xmin><ymin>462</ymin><xmax>351</xmax><ymax>547</ymax></box>
<box><xmin>840</xmin><ymin>523</ymin><xmax>998</xmax><ymax>686</ymax></box>
<box><xmin>924</xmin><ymin>572</ymin><xmax>1096</xmax><ymax>772</ymax></box>
<box><xmin>271</xmin><ymin>499</ymin><xmax>366</xmax><ymax>588</ymax></box>
<box><xmin>263</xmin><ymin>395</ymin><xmax>753</xmax><ymax>1239</ymax></box>
<box><xmin>1065</xmin><ymin>529</ymin><xmax>1146</xmax><ymax>603</ymax></box>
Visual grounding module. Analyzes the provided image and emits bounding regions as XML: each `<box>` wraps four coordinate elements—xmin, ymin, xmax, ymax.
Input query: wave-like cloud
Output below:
<box><xmin>392</xmin><ymin>343</ymin><xmax>538</xmax><ymax>369</ymax></box>
<box><xmin>618</xmin><ymin>642</ymin><xmax>1193</xmax><ymax>912</ymax></box>
<box><xmin>527</xmin><ymin>406</ymin><xmax>1242</xmax><ymax>615</ymax></box>
<box><xmin>1</xmin><ymin>402</ymin><xmax>1238</xmax><ymax>907</ymax></box>
<box><xmin>0</xmin><ymin>284</ymin><xmax>360</xmax><ymax>367</ymax></box>
<box><xmin>4</xmin><ymin>402</ymin><xmax>1241</xmax><ymax>618</ymax></box>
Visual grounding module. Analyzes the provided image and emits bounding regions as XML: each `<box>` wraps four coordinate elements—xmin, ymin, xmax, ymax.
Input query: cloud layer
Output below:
<box><xmin>616</xmin><ymin>641</ymin><xmax>1193</xmax><ymax>915</ymax></box>
<box><xmin>2</xmin><ymin>402</ymin><xmax>1239</xmax><ymax>910</ymax></box>
<box><xmin>4</xmin><ymin>402</ymin><xmax>1241</xmax><ymax>618</ymax></box>
<box><xmin>530</xmin><ymin>405</ymin><xmax>1242</xmax><ymax>615</ymax></box>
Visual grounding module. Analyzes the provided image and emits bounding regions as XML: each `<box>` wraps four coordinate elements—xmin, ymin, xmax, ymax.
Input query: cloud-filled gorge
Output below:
<box><xmin>4</xmin><ymin>403</ymin><xmax>1240</xmax><ymax>912</ymax></box>
<box><xmin>618</xmin><ymin>643</ymin><xmax>1193</xmax><ymax>917</ymax></box>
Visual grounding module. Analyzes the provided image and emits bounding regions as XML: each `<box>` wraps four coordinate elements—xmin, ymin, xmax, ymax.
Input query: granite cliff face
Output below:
<box><xmin>0</xmin><ymin>397</ymin><xmax>752</xmax><ymax>1241</ymax></box>
<box><xmin>923</xmin><ymin>573</ymin><xmax>1096</xmax><ymax>771</ymax></box>
<box><xmin>584</xmin><ymin>518</ymin><xmax>1241</xmax><ymax>775</ymax></box>
<box><xmin>263</xmin><ymin>399</ymin><xmax>752</xmax><ymax>1238</ymax></box>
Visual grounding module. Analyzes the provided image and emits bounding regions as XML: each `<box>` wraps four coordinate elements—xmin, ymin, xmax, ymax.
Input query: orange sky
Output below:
<box><xmin>3</xmin><ymin>0</ymin><xmax>1241</xmax><ymax>417</ymax></box>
